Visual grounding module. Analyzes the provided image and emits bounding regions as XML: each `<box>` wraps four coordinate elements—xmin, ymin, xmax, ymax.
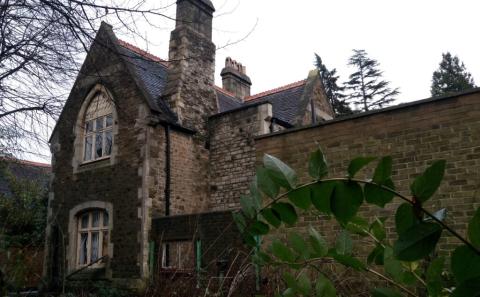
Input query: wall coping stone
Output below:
<box><xmin>255</xmin><ymin>87</ymin><xmax>480</xmax><ymax>140</ymax></box>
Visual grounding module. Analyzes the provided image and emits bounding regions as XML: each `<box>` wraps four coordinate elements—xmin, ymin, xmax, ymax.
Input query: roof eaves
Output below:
<box><xmin>0</xmin><ymin>157</ymin><xmax>51</xmax><ymax>168</ymax></box>
<box><xmin>210</xmin><ymin>100</ymin><xmax>272</xmax><ymax>119</ymax></box>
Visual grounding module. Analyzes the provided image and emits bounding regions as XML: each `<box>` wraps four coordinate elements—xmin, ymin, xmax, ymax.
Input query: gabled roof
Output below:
<box><xmin>117</xmin><ymin>38</ymin><xmax>308</xmax><ymax>127</ymax></box>
<box><xmin>116</xmin><ymin>40</ymin><xmax>177</xmax><ymax>122</ymax></box>
<box><xmin>243</xmin><ymin>80</ymin><xmax>307</xmax><ymax>124</ymax></box>
<box><xmin>214</xmin><ymin>86</ymin><xmax>243</xmax><ymax>111</ymax></box>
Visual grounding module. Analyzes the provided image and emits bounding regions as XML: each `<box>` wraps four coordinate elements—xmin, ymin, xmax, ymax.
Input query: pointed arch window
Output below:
<box><xmin>83</xmin><ymin>92</ymin><xmax>114</xmax><ymax>162</ymax></box>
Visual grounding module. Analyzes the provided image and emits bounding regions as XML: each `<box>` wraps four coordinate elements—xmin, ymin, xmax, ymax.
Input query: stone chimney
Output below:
<box><xmin>220</xmin><ymin>57</ymin><xmax>252</xmax><ymax>100</ymax></box>
<box><xmin>164</xmin><ymin>0</ymin><xmax>217</xmax><ymax>135</ymax></box>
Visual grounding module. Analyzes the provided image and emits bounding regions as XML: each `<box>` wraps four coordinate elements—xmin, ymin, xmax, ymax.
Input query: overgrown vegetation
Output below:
<box><xmin>234</xmin><ymin>149</ymin><xmax>480</xmax><ymax>296</ymax></box>
<box><xmin>0</xmin><ymin>160</ymin><xmax>48</xmax><ymax>291</ymax></box>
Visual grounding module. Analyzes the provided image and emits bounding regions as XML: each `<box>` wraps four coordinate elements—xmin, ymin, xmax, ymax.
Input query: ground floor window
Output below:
<box><xmin>77</xmin><ymin>209</ymin><xmax>109</xmax><ymax>267</ymax></box>
<box><xmin>161</xmin><ymin>241</ymin><xmax>195</xmax><ymax>270</ymax></box>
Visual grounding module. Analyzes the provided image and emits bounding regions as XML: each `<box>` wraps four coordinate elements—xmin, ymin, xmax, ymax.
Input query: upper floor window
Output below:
<box><xmin>77</xmin><ymin>209</ymin><xmax>109</xmax><ymax>267</ymax></box>
<box><xmin>83</xmin><ymin>92</ymin><xmax>114</xmax><ymax>162</ymax></box>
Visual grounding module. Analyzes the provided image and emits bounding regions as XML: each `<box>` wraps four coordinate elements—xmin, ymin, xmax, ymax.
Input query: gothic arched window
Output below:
<box><xmin>83</xmin><ymin>92</ymin><xmax>114</xmax><ymax>162</ymax></box>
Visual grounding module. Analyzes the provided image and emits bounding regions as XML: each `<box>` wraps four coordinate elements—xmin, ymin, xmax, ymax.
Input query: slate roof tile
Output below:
<box><xmin>116</xmin><ymin>39</ymin><xmax>305</xmax><ymax>126</ymax></box>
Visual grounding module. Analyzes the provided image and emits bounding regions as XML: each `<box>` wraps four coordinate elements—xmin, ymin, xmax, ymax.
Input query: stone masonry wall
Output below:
<box><xmin>208</xmin><ymin>103</ymin><xmax>272</xmax><ymax>210</ymax></box>
<box><xmin>46</xmin><ymin>26</ymin><xmax>153</xmax><ymax>287</ymax></box>
<box><xmin>169</xmin><ymin>130</ymin><xmax>210</xmax><ymax>215</ymax></box>
<box><xmin>255</xmin><ymin>91</ymin><xmax>480</xmax><ymax>253</ymax></box>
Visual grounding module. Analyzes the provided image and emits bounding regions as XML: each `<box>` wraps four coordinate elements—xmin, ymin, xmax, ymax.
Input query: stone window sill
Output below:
<box><xmin>76</xmin><ymin>158</ymin><xmax>111</xmax><ymax>173</ymax></box>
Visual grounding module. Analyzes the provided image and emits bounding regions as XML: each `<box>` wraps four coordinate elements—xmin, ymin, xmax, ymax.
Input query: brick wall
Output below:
<box><xmin>255</xmin><ymin>91</ymin><xmax>480</xmax><ymax>252</ymax></box>
<box><xmin>208</xmin><ymin>103</ymin><xmax>272</xmax><ymax>210</ymax></box>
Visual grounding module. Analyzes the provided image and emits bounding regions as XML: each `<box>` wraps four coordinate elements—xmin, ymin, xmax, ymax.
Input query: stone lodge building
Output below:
<box><xmin>44</xmin><ymin>0</ymin><xmax>480</xmax><ymax>291</ymax></box>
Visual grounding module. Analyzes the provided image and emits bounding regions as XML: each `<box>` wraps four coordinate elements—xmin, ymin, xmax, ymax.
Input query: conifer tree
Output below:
<box><xmin>314</xmin><ymin>54</ymin><xmax>352</xmax><ymax>116</ymax></box>
<box><xmin>431</xmin><ymin>52</ymin><xmax>476</xmax><ymax>97</ymax></box>
<box><xmin>345</xmin><ymin>49</ymin><xmax>399</xmax><ymax>112</ymax></box>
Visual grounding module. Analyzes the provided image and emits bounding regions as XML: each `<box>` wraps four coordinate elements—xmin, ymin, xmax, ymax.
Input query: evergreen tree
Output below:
<box><xmin>345</xmin><ymin>49</ymin><xmax>399</xmax><ymax>112</ymax></box>
<box><xmin>314</xmin><ymin>54</ymin><xmax>352</xmax><ymax>116</ymax></box>
<box><xmin>431</xmin><ymin>52</ymin><xmax>476</xmax><ymax>97</ymax></box>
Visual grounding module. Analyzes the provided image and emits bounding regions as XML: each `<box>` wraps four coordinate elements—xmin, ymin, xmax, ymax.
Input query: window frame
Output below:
<box><xmin>81</xmin><ymin>91</ymin><xmax>115</xmax><ymax>164</ymax></box>
<box><xmin>83</xmin><ymin>113</ymin><xmax>114</xmax><ymax>163</ymax></box>
<box><xmin>160</xmin><ymin>241</ymin><xmax>195</xmax><ymax>271</ymax></box>
<box><xmin>76</xmin><ymin>209</ymin><xmax>110</xmax><ymax>268</ymax></box>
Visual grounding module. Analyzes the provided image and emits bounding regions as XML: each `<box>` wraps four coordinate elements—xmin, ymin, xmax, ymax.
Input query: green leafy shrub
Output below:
<box><xmin>234</xmin><ymin>148</ymin><xmax>480</xmax><ymax>297</ymax></box>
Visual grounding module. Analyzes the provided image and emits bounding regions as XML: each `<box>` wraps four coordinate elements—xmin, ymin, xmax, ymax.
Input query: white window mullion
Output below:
<box><xmin>87</xmin><ymin>213</ymin><xmax>92</xmax><ymax>264</ymax></box>
<box><xmin>99</xmin><ymin>230</ymin><xmax>104</xmax><ymax>261</ymax></box>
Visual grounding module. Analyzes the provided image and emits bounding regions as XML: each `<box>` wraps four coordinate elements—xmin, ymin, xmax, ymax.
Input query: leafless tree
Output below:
<box><xmin>0</xmin><ymin>0</ymin><xmax>175</xmax><ymax>158</ymax></box>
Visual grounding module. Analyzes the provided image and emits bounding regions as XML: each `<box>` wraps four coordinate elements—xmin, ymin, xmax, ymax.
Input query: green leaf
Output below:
<box><xmin>335</xmin><ymin>229</ymin><xmax>353</xmax><ymax>255</ymax></box>
<box><xmin>364</xmin><ymin>179</ymin><xmax>395</xmax><ymax>207</ymax></box>
<box><xmin>410</xmin><ymin>160</ymin><xmax>446</xmax><ymax>203</ymax></box>
<box><xmin>329</xmin><ymin>250</ymin><xmax>366</xmax><ymax>271</ymax></box>
<box><xmin>370</xmin><ymin>217</ymin><xmax>386</xmax><ymax>241</ymax></box>
<box><xmin>271</xmin><ymin>239</ymin><xmax>295</xmax><ymax>263</ymax></box>
<box><xmin>395</xmin><ymin>203</ymin><xmax>418</xmax><ymax>235</ymax></box>
<box><xmin>249</xmin><ymin>220</ymin><xmax>270</xmax><ymax>235</ymax></box>
<box><xmin>243</xmin><ymin>233</ymin><xmax>258</xmax><ymax>247</ymax></box>
<box><xmin>315</xmin><ymin>274</ymin><xmax>336</xmax><ymax>297</ymax></box>
<box><xmin>309</xmin><ymin>226</ymin><xmax>328</xmax><ymax>257</ymax></box>
<box><xmin>311</xmin><ymin>181</ymin><xmax>335</xmax><ymax>214</ymax></box>
<box><xmin>272</xmin><ymin>202</ymin><xmax>298</xmax><ymax>226</ymax></box>
<box><xmin>469</xmin><ymin>208</ymin><xmax>480</xmax><ymax>249</ymax></box>
<box><xmin>451</xmin><ymin>276</ymin><xmax>480</xmax><ymax>297</ymax></box>
<box><xmin>331</xmin><ymin>181</ymin><xmax>364</xmax><ymax>225</ymax></box>
<box><xmin>393</xmin><ymin>222</ymin><xmax>442</xmax><ymax>261</ymax></box>
<box><xmin>384</xmin><ymin>247</ymin><xmax>403</xmax><ymax>282</ymax></box>
<box><xmin>451</xmin><ymin>245</ymin><xmax>480</xmax><ymax>284</ymax></box>
<box><xmin>282</xmin><ymin>271</ymin><xmax>297</xmax><ymax>290</ymax></box>
<box><xmin>249</xmin><ymin>179</ymin><xmax>263</xmax><ymax>209</ymax></box>
<box><xmin>288</xmin><ymin>232</ymin><xmax>308</xmax><ymax>258</ymax></box>
<box><xmin>371</xmin><ymin>288</ymin><xmax>402</xmax><ymax>297</ymax></box>
<box><xmin>263</xmin><ymin>154</ymin><xmax>297</xmax><ymax>189</ymax></box>
<box><xmin>345</xmin><ymin>216</ymin><xmax>369</xmax><ymax>236</ymax></box>
<box><xmin>367</xmin><ymin>245</ymin><xmax>384</xmax><ymax>265</ymax></box>
<box><xmin>282</xmin><ymin>288</ymin><xmax>295</xmax><ymax>297</ymax></box>
<box><xmin>240</xmin><ymin>195</ymin><xmax>256</xmax><ymax>219</ymax></box>
<box><xmin>232</xmin><ymin>212</ymin><xmax>246</xmax><ymax>232</ymax></box>
<box><xmin>297</xmin><ymin>271</ymin><xmax>312</xmax><ymax>296</ymax></box>
<box><xmin>288</xmin><ymin>186</ymin><xmax>312</xmax><ymax>210</ymax></box>
<box><xmin>308</xmin><ymin>148</ymin><xmax>328</xmax><ymax>180</ymax></box>
<box><xmin>426</xmin><ymin>257</ymin><xmax>444</xmax><ymax>297</ymax></box>
<box><xmin>252</xmin><ymin>250</ymin><xmax>272</xmax><ymax>266</ymax></box>
<box><xmin>256</xmin><ymin>167</ymin><xmax>279</xmax><ymax>198</ymax></box>
<box><xmin>261</xmin><ymin>208</ymin><xmax>281</xmax><ymax>228</ymax></box>
<box><xmin>348</xmin><ymin>157</ymin><xmax>376</xmax><ymax>178</ymax></box>
<box><xmin>372</xmin><ymin>156</ymin><xmax>393</xmax><ymax>184</ymax></box>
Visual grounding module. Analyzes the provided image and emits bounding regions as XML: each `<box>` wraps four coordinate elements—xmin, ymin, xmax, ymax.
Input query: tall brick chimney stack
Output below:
<box><xmin>164</xmin><ymin>0</ymin><xmax>217</xmax><ymax>135</ymax></box>
<box><xmin>220</xmin><ymin>57</ymin><xmax>252</xmax><ymax>100</ymax></box>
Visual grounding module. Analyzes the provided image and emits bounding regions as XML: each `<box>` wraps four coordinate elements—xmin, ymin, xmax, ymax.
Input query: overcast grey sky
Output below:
<box><xmin>28</xmin><ymin>0</ymin><xmax>480</xmax><ymax>163</ymax></box>
<box><xmin>214</xmin><ymin>0</ymin><xmax>480</xmax><ymax>102</ymax></box>
<box><xmin>134</xmin><ymin>0</ymin><xmax>480</xmax><ymax>102</ymax></box>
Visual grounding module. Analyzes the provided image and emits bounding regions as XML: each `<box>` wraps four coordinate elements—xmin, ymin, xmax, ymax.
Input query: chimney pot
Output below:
<box><xmin>220</xmin><ymin>57</ymin><xmax>252</xmax><ymax>100</ymax></box>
